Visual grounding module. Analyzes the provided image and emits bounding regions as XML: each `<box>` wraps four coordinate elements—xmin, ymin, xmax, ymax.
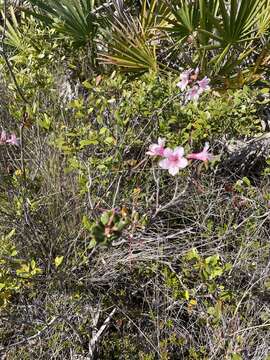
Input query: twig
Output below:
<box><xmin>232</xmin><ymin>273</ymin><xmax>269</xmax><ymax>319</ymax></box>
<box><xmin>61</xmin><ymin>316</ymin><xmax>85</xmax><ymax>347</ymax></box>
<box><xmin>152</xmin><ymin>167</ymin><xmax>160</xmax><ymax>212</ymax></box>
<box><xmin>86</xmin><ymin>163</ymin><xmax>94</xmax><ymax>210</ymax></box>
<box><xmin>1</xmin><ymin>316</ymin><xmax>58</xmax><ymax>351</ymax></box>
<box><xmin>153</xmin><ymin>178</ymin><xmax>190</xmax><ymax>218</ymax></box>
<box><xmin>88</xmin><ymin>307</ymin><xmax>116</xmax><ymax>358</ymax></box>
<box><xmin>112</xmin><ymin>174</ymin><xmax>122</xmax><ymax>208</ymax></box>
<box><xmin>91</xmin><ymin>1</ymin><xmax>114</xmax><ymax>14</ymax></box>
<box><xmin>116</xmin><ymin>306</ymin><xmax>161</xmax><ymax>357</ymax></box>
<box><xmin>0</xmin><ymin>51</ymin><xmax>30</xmax><ymax>104</ymax></box>
<box><xmin>229</xmin><ymin>322</ymin><xmax>270</xmax><ymax>337</ymax></box>
<box><xmin>19</xmin><ymin>122</ymin><xmax>27</xmax><ymax>186</ymax></box>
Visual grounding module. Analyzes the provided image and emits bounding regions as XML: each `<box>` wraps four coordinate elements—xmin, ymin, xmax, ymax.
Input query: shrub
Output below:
<box><xmin>1</xmin><ymin>3</ymin><xmax>270</xmax><ymax>358</ymax></box>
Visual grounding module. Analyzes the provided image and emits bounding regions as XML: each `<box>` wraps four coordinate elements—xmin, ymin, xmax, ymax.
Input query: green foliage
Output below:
<box><xmin>99</xmin><ymin>0</ymin><xmax>165</xmax><ymax>72</ymax></box>
<box><xmin>1</xmin><ymin>3</ymin><xmax>270</xmax><ymax>357</ymax></box>
<box><xmin>0</xmin><ymin>230</ymin><xmax>42</xmax><ymax>308</ymax></box>
<box><xmin>0</xmin><ymin>10</ymin><xmax>58</xmax><ymax>108</ymax></box>
<box><xmin>83</xmin><ymin>209</ymin><xmax>129</xmax><ymax>247</ymax></box>
<box><xmin>54</xmin><ymin>255</ymin><xmax>64</xmax><ymax>268</ymax></box>
<box><xmin>163</xmin><ymin>0</ymin><xmax>217</xmax><ymax>44</ymax></box>
<box><xmin>0</xmin><ymin>6</ymin><xmax>27</xmax><ymax>51</ymax></box>
<box><xmin>160</xmin><ymin>247</ymin><xmax>234</xmax><ymax>334</ymax></box>
<box><xmin>162</xmin><ymin>0</ymin><xmax>270</xmax><ymax>78</ymax></box>
<box><xmin>2</xmin><ymin>0</ymin><xmax>270</xmax><ymax>82</ymax></box>
<box><xmin>26</xmin><ymin>0</ymin><xmax>101</xmax><ymax>48</ymax></box>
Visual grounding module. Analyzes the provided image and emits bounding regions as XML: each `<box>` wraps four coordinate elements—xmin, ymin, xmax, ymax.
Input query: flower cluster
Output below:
<box><xmin>177</xmin><ymin>68</ymin><xmax>210</xmax><ymax>102</ymax></box>
<box><xmin>0</xmin><ymin>130</ymin><xmax>19</xmax><ymax>146</ymax></box>
<box><xmin>146</xmin><ymin>138</ymin><xmax>213</xmax><ymax>176</ymax></box>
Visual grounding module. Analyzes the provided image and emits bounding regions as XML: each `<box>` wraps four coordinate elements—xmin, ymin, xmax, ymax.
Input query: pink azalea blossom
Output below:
<box><xmin>159</xmin><ymin>147</ymin><xmax>188</xmax><ymax>176</ymax></box>
<box><xmin>187</xmin><ymin>142</ymin><xmax>213</xmax><ymax>162</ymax></box>
<box><xmin>176</xmin><ymin>69</ymin><xmax>192</xmax><ymax>91</ymax></box>
<box><xmin>187</xmin><ymin>85</ymin><xmax>201</xmax><ymax>102</ymax></box>
<box><xmin>0</xmin><ymin>130</ymin><xmax>7</xmax><ymax>144</ymax></box>
<box><xmin>197</xmin><ymin>76</ymin><xmax>210</xmax><ymax>93</ymax></box>
<box><xmin>6</xmin><ymin>133</ymin><xmax>19</xmax><ymax>146</ymax></box>
<box><xmin>146</xmin><ymin>138</ymin><xmax>166</xmax><ymax>157</ymax></box>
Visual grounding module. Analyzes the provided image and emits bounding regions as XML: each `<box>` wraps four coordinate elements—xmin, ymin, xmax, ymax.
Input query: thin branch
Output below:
<box><xmin>1</xmin><ymin>316</ymin><xmax>58</xmax><ymax>351</ymax></box>
<box><xmin>88</xmin><ymin>307</ymin><xmax>116</xmax><ymax>358</ymax></box>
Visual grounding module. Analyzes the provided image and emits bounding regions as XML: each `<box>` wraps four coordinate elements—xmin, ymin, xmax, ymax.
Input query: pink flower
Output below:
<box><xmin>197</xmin><ymin>76</ymin><xmax>210</xmax><ymax>93</ymax></box>
<box><xmin>159</xmin><ymin>147</ymin><xmax>188</xmax><ymax>176</ymax></box>
<box><xmin>0</xmin><ymin>130</ymin><xmax>7</xmax><ymax>144</ymax></box>
<box><xmin>187</xmin><ymin>142</ymin><xmax>213</xmax><ymax>162</ymax></box>
<box><xmin>187</xmin><ymin>85</ymin><xmax>201</xmax><ymax>102</ymax></box>
<box><xmin>146</xmin><ymin>138</ymin><xmax>166</xmax><ymax>157</ymax></box>
<box><xmin>176</xmin><ymin>69</ymin><xmax>192</xmax><ymax>91</ymax></box>
<box><xmin>6</xmin><ymin>133</ymin><xmax>19</xmax><ymax>146</ymax></box>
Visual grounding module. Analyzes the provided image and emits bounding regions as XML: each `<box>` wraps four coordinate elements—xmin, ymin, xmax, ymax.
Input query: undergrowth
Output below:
<box><xmin>0</xmin><ymin>2</ymin><xmax>270</xmax><ymax>359</ymax></box>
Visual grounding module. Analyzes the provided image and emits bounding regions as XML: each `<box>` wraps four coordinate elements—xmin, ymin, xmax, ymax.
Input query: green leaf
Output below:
<box><xmin>205</xmin><ymin>254</ymin><xmax>219</xmax><ymax>266</ymax></box>
<box><xmin>231</xmin><ymin>354</ymin><xmax>243</xmax><ymax>360</ymax></box>
<box><xmin>82</xmin><ymin>80</ymin><xmax>92</xmax><ymax>89</ymax></box>
<box><xmin>54</xmin><ymin>256</ymin><xmax>64</xmax><ymax>268</ymax></box>
<box><xmin>182</xmin><ymin>289</ymin><xmax>189</xmax><ymax>300</ymax></box>
<box><xmin>89</xmin><ymin>238</ymin><xmax>97</xmax><ymax>249</ymax></box>
<box><xmin>79</xmin><ymin>139</ymin><xmax>98</xmax><ymax>148</ymax></box>
<box><xmin>82</xmin><ymin>215</ymin><xmax>92</xmax><ymax>231</ymax></box>
<box><xmin>0</xmin><ymin>283</ymin><xmax>6</xmax><ymax>290</ymax></box>
<box><xmin>105</xmin><ymin>136</ymin><xmax>116</xmax><ymax>145</ymax></box>
<box><xmin>99</xmin><ymin>1</ymin><xmax>159</xmax><ymax>72</ymax></box>
<box><xmin>5</xmin><ymin>229</ymin><xmax>16</xmax><ymax>240</ymax></box>
<box><xmin>242</xmin><ymin>177</ymin><xmax>251</xmax><ymax>187</ymax></box>
<box><xmin>27</xmin><ymin>0</ymin><xmax>98</xmax><ymax>47</ymax></box>
<box><xmin>260</xmin><ymin>88</ymin><xmax>269</xmax><ymax>94</ymax></box>
<box><xmin>185</xmin><ymin>248</ymin><xmax>200</xmax><ymax>261</ymax></box>
<box><xmin>30</xmin><ymin>259</ymin><xmax>36</xmax><ymax>270</ymax></box>
<box><xmin>100</xmin><ymin>211</ymin><xmax>110</xmax><ymax>226</ymax></box>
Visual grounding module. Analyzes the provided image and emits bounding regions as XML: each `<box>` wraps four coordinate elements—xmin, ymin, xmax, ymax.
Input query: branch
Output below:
<box><xmin>88</xmin><ymin>308</ymin><xmax>116</xmax><ymax>358</ymax></box>
<box><xmin>1</xmin><ymin>317</ymin><xmax>58</xmax><ymax>351</ymax></box>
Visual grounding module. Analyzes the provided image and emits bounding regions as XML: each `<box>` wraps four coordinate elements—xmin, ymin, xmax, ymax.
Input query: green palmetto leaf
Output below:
<box><xmin>99</xmin><ymin>0</ymin><xmax>165</xmax><ymax>72</ymax></box>
<box><xmin>164</xmin><ymin>0</ymin><xmax>200</xmax><ymax>39</ymax></box>
<box><xmin>208</xmin><ymin>0</ymin><xmax>268</xmax><ymax>45</ymax></box>
<box><xmin>159</xmin><ymin>0</ymin><xmax>270</xmax><ymax>76</ymax></box>
<box><xmin>204</xmin><ymin>0</ymin><xmax>270</xmax><ymax>74</ymax></box>
<box><xmin>140</xmin><ymin>0</ymin><xmax>169</xmax><ymax>32</ymax></box>
<box><xmin>99</xmin><ymin>24</ymin><xmax>157</xmax><ymax>72</ymax></box>
<box><xmin>0</xmin><ymin>6</ymin><xmax>27</xmax><ymax>51</ymax></box>
<box><xmin>198</xmin><ymin>0</ymin><xmax>219</xmax><ymax>45</ymax></box>
<box><xmin>26</xmin><ymin>0</ymin><xmax>101</xmax><ymax>46</ymax></box>
<box><xmin>257</xmin><ymin>1</ymin><xmax>270</xmax><ymax>35</ymax></box>
<box><xmin>161</xmin><ymin>0</ymin><xmax>218</xmax><ymax>43</ymax></box>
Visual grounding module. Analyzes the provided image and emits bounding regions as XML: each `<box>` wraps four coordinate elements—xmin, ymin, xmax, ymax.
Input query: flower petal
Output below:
<box><xmin>177</xmin><ymin>157</ymin><xmax>188</xmax><ymax>169</ymax></box>
<box><xmin>177</xmin><ymin>79</ymin><xmax>188</xmax><ymax>91</ymax></box>
<box><xmin>146</xmin><ymin>144</ymin><xmax>158</xmax><ymax>156</ymax></box>
<box><xmin>159</xmin><ymin>158</ymin><xmax>170</xmax><ymax>169</ymax></box>
<box><xmin>163</xmin><ymin>148</ymin><xmax>173</xmax><ymax>157</ymax></box>
<box><xmin>173</xmin><ymin>146</ymin><xmax>185</xmax><ymax>157</ymax></box>
<box><xmin>168</xmin><ymin>166</ymin><xmax>180</xmax><ymax>176</ymax></box>
<box><xmin>6</xmin><ymin>133</ymin><xmax>19</xmax><ymax>146</ymax></box>
<box><xmin>158</xmin><ymin>137</ymin><xmax>166</xmax><ymax>147</ymax></box>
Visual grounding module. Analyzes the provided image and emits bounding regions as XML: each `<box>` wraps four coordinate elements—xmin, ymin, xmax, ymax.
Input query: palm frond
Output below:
<box><xmin>26</xmin><ymin>0</ymin><xmax>103</xmax><ymax>46</ymax></box>
<box><xmin>99</xmin><ymin>0</ymin><xmax>164</xmax><ymax>72</ymax></box>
